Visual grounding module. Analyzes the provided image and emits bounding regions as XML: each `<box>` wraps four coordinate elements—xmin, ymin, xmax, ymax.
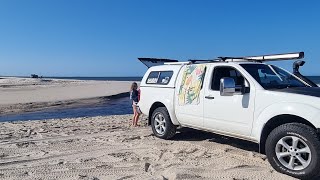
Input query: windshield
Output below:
<box><xmin>240</xmin><ymin>64</ymin><xmax>307</xmax><ymax>89</ymax></box>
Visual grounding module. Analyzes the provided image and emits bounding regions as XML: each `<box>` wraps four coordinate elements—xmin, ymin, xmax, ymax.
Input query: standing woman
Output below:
<box><xmin>130</xmin><ymin>82</ymin><xmax>140</xmax><ymax>127</ymax></box>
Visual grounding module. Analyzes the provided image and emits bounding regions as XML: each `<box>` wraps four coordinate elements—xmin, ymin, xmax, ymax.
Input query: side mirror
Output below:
<box><xmin>220</xmin><ymin>77</ymin><xmax>236</xmax><ymax>96</ymax></box>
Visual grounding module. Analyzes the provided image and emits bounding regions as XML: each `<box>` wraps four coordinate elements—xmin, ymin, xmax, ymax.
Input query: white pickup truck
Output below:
<box><xmin>137</xmin><ymin>52</ymin><xmax>320</xmax><ymax>179</ymax></box>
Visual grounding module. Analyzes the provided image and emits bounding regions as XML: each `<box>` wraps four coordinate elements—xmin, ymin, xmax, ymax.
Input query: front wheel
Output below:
<box><xmin>265</xmin><ymin>123</ymin><xmax>320</xmax><ymax>179</ymax></box>
<box><xmin>151</xmin><ymin>107</ymin><xmax>176</xmax><ymax>139</ymax></box>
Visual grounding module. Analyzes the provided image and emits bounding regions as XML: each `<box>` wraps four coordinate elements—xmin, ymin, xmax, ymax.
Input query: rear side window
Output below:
<box><xmin>146</xmin><ymin>71</ymin><xmax>173</xmax><ymax>85</ymax></box>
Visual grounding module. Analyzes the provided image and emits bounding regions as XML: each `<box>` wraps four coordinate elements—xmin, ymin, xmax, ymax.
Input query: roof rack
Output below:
<box><xmin>218</xmin><ymin>52</ymin><xmax>304</xmax><ymax>62</ymax></box>
<box><xmin>138</xmin><ymin>52</ymin><xmax>305</xmax><ymax>67</ymax></box>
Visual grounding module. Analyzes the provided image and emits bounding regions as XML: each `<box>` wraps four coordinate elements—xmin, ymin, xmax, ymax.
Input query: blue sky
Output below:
<box><xmin>0</xmin><ymin>0</ymin><xmax>319</xmax><ymax>76</ymax></box>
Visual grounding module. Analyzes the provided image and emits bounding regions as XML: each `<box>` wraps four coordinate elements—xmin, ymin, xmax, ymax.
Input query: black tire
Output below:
<box><xmin>265</xmin><ymin>123</ymin><xmax>320</xmax><ymax>179</ymax></box>
<box><xmin>151</xmin><ymin>107</ymin><xmax>176</xmax><ymax>139</ymax></box>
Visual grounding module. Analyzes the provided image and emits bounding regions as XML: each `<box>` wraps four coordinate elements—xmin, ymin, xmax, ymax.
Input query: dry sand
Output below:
<box><xmin>0</xmin><ymin>77</ymin><xmax>133</xmax><ymax>105</ymax></box>
<box><xmin>0</xmin><ymin>115</ymin><xmax>295</xmax><ymax>180</ymax></box>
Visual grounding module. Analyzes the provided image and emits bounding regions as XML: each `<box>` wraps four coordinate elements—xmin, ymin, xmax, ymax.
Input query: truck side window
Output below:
<box><xmin>157</xmin><ymin>71</ymin><xmax>173</xmax><ymax>84</ymax></box>
<box><xmin>211</xmin><ymin>67</ymin><xmax>245</xmax><ymax>91</ymax></box>
<box><xmin>146</xmin><ymin>71</ymin><xmax>173</xmax><ymax>85</ymax></box>
<box><xmin>146</xmin><ymin>71</ymin><xmax>160</xmax><ymax>84</ymax></box>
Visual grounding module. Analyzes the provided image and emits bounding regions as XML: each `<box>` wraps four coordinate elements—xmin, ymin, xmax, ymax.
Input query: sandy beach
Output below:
<box><xmin>0</xmin><ymin>115</ymin><xmax>296</xmax><ymax>180</ymax></box>
<box><xmin>0</xmin><ymin>77</ymin><xmax>296</xmax><ymax>179</ymax></box>
<box><xmin>2</xmin><ymin>1</ymin><xmax>320</xmax><ymax>179</ymax></box>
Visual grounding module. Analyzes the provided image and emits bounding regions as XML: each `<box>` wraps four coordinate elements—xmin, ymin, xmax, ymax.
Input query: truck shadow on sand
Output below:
<box><xmin>173</xmin><ymin>128</ymin><xmax>260</xmax><ymax>153</ymax></box>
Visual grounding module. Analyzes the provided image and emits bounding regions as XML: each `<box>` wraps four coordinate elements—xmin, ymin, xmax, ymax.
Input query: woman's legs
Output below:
<box><xmin>131</xmin><ymin>105</ymin><xmax>140</xmax><ymax>126</ymax></box>
<box><xmin>131</xmin><ymin>104</ymin><xmax>141</xmax><ymax>127</ymax></box>
<box><xmin>134</xmin><ymin>112</ymin><xmax>140</xmax><ymax>126</ymax></box>
<box><xmin>132</xmin><ymin>106</ymin><xmax>137</xmax><ymax>126</ymax></box>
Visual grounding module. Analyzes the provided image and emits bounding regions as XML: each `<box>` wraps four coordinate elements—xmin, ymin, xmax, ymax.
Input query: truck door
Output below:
<box><xmin>174</xmin><ymin>64</ymin><xmax>207</xmax><ymax>128</ymax></box>
<box><xmin>203</xmin><ymin>65</ymin><xmax>255</xmax><ymax>136</ymax></box>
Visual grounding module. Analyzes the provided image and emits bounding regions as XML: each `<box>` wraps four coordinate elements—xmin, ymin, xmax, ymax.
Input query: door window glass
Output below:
<box><xmin>211</xmin><ymin>67</ymin><xmax>245</xmax><ymax>91</ymax></box>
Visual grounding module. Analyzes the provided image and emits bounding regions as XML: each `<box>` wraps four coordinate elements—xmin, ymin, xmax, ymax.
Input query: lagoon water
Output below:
<box><xmin>0</xmin><ymin>97</ymin><xmax>132</xmax><ymax>122</ymax></box>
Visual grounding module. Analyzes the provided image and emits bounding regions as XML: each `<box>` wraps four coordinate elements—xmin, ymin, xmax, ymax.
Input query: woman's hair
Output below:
<box><xmin>130</xmin><ymin>82</ymin><xmax>138</xmax><ymax>91</ymax></box>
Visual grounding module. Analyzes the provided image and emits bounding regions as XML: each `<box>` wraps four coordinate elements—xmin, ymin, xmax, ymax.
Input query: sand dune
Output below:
<box><xmin>0</xmin><ymin>77</ymin><xmax>133</xmax><ymax>105</ymax></box>
<box><xmin>0</xmin><ymin>115</ymin><xmax>295</xmax><ymax>180</ymax></box>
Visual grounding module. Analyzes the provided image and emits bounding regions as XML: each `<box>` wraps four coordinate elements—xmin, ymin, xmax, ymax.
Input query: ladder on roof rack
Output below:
<box><xmin>138</xmin><ymin>52</ymin><xmax>305</xmax><ymax>67</ymax></box>
<box><xmin>218</xmin><ymin>52</ymin><xmax>304</xmax><ymax>62</ymax></box>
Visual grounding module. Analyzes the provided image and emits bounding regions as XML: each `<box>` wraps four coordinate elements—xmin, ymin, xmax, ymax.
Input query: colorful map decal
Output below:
<box><xmin>178</xmin><ymin>65</ymin><xmax>206</xmax><ymax>105</ymax></box>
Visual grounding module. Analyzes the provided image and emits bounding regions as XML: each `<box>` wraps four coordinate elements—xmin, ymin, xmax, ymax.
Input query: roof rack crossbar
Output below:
<box><xmin>218</xmin><ymin>57</ymin><xmax>263</xmax><ymax>62</ymax></box>
<box><xmin>188</xmin><ymin>59</ymin><xmax>222</xmax><ymax>64</ymax></box>
<box><xmin>164</xmin><ymin>62</ymin><xmax>190</xmax><ymax>65</ymax></box>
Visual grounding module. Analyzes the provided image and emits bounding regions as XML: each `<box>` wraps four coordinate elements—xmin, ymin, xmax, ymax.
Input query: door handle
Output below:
<box><xmin>205</xmin><ymin>95</ymin><xmax>215</xmax><ymax>99</ymax></box>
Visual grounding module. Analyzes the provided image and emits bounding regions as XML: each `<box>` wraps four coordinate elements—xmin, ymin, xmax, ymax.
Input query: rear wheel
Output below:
<box><xmin>265</xmin><ymin>123</ymin><xmax>320</xmax><ymax>179</ymax></box>
<box><xmin>151</xmin><ymin>107</ymin><xmax>176</xmax><ymax>139</ymax></box>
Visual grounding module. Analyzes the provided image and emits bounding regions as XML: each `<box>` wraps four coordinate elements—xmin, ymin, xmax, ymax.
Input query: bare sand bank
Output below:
<box><xmin>0</xmin><ymin>115</ymin><xmax>295</xmax><ymax>180</ymax></box>
<box><xmin>0</xmin><ymin>77</ymin><xmax>134</xmax><ymax>115</ymax></box>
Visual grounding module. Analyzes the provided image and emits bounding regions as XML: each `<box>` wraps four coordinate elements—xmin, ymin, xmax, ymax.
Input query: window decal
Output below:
<box><xmin>147</xmin><ymin>78</ymin><xmax>158</xmax><ymax>84</ymax></box>
<box><xmin>178</xmin><ymin>65</ymin><xmax>206</xmax><ymax>105</ymax></box>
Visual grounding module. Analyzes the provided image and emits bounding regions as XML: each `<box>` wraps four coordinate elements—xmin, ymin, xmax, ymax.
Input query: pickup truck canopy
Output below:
<box><xmin>138</xmin><ymin>58</ymin><xmax>179</xmax><ymax>68</ymax></box>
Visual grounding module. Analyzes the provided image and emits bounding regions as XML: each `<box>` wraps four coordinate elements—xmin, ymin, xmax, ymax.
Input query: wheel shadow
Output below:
<box><xmin>172</xmin><ymin>127</ymin><xmax>260</xmax><ymax>153</ymax></box>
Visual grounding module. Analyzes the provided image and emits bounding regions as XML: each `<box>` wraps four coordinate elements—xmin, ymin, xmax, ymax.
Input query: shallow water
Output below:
<box><xmin>0</xmin><ymin>97</ymin><xmax>133</xmax><ymax>122</ymax></box>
